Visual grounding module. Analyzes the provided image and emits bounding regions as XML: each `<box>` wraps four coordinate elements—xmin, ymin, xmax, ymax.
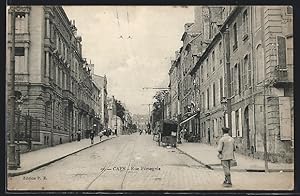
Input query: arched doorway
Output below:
<box><xmin>244</xmin><ymin>106</ymin><xmax>250</xmax><ymax>149</ymax></box>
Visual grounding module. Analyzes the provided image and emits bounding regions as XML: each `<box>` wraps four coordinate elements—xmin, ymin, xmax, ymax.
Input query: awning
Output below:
<box><xmin>179</xmin><ymin>113</ymin><xmax>198</xmax><ymax>126</ymax></box>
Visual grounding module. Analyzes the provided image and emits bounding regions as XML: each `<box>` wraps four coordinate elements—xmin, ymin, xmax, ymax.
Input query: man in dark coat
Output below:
<box><xmin>90</xmin><ymin>130</ymin><xmax>95</xmax><ymax>144</ymax></box>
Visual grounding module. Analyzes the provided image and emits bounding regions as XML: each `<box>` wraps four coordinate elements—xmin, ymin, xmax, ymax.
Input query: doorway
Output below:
<box><xmin>244</xmin><ymin>106</ymin><xmax>250</xmax><ymax>149</ymax></box>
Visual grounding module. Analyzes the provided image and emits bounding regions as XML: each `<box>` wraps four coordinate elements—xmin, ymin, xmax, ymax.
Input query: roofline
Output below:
<box><xmin>189</xmin><ymin>6</ymin><xmax>243</xmax><ymax>75</ymax></box>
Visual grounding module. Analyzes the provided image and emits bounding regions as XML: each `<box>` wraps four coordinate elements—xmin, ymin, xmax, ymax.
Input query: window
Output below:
<box><xmin>44</xmin><ymin>51</ymin><xmax>47</xmax><ymax>76</ymax></box>
<box><xmin>238</xmin><ymin>63</ymin><xmax>241</xmax><ymax>94</ymax></box>
<box><xmin>15</xmin><ymin>47</ymin><xmax>25</xmax><ymax>73</ymax></box>
<box><xmin>55</xmin><ymin>66</ymin><xmax>59</xmax><ymax>85</ymax></box>
<box><xmin>50</xmin><ymin>22</ymin><xmax>54</xmax><ymax>41</ymax></box>
<box><xmin>256</xmin><ymin>44</ymin><xmax>264</xmax><ymax>83</ymax></box>
<box><xmin>206</xmin><ymin>58</ymin><xmax>209</xmax><ymax>78</ymax></box>
<box><xmin>207</xmin><ymin>88</ymin><xmax>210</xmax><ymax>110</ymax></box>
<box><xmin>15</xmin><ymin>13</ymin><xmax>26</xmax><ymax>34</ymax></box>
<box><xmin>219</xmin><ymin>77</ymin><xmax>223</xmax><ymax>101</ymax></box>
<box><xmin>201</xmin><ymin>92</ymin><xmax>205</xmax><ymax>111</ymax></box>
<box><xmin>236</xmin><ymin>110</ymin><xmax>239</xmax><ymax>137</ymax></box>
<box><xmin>212</xmin><ymin>83</ymin><xmax>216</xmax><ymax>107</ymax></box>
<box><xmin>212</xmin><ymin>51</ymin><xmax>215</xmax><ymax>72</ymax></box>
<box><xmin>233</xmin><ymin>23</ymin><xmax>238</xmax><ymax>50</ymax></box>
<box><xmin>236</xmin><ymin>108</ymin><xmax>242</xmax><ymax>137</ymax></box>
<box><xmin>255</xmin><ymin>7</ymin><xmax>262</xmax><ymax>29</ymax></box>
<box><xmin>62</xmin><ymin>72</ymin><xmax>65</xmax><ymax>89</ymax></box>
<box><xmin>44</xmin><ymin>18</ymin><xmax>48</xmax><ymax>38</ymax></box>
<box><xmin>219</xmin><ymin>41</ymin><xmax>223</xmax><ymax>64</ymax></box>
<box><xmin>231</xmin><ymin>111</ymin><xmax>236</xmax><ymax>137</ymax></box>
<box><xmin>242</xmin><ymin>9</ymin><xmax>249</xmax><ymax>38</ymax></box>
<box><xmin>243</xmin><ymin>55</ymin><xmax>248</xmax><ymax>90</ymax></box>
<box><xmin>248</xmin><ymin>54</ymin><xmax>252</xmax><ymax>87</ymax></box>
<box><xmin>200</xmin><ymin>65</ymin><xmax>203</xmax><ymax>82</ymax></box>
<box><xmin>276</xmin><ymin>36</ymin><xmax>287</xmax><ymax>69</ymax></box>
<box><xmin>49</xmin><ymin>54</ymin><xmax>52</xmax><ymax>79</ymax></box>
<box><xmin>15</xmin><ymin>47</ymin><xmax>24</xmax><ymax>56</ymax></box>
<box><xmin>286</xmin><ymin>36</ymin><xmax>293</xmax><ymax>66</ymax></box>
<box><xmin>233</xmin><ymin>64</ymin><xmax>238</xmax><ymax>95</ymax></box>
<box><xmin>56</xmin><ymin>33</ymin><xmax>59</xmax><ymax>49</ymax></box>
<box><xmin>45</xmin><ymin>104</ymin><xmax>48</xmax><ymax>126</ymax></box>
<box><xmin>230</xmin><ymin>67</ymin><xmax>234</xmax><ymax>96</ymax></box>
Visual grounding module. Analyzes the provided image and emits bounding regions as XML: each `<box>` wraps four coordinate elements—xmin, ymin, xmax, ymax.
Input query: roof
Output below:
<box><xmin>189</xmin><ymin>6</ymin><xmax>242</xmax><ymax>76</ymax></box>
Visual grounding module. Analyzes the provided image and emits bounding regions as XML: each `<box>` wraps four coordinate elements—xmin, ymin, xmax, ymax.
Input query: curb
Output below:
<box><xmin>176</xmin><ymin>147</ymin><xmax>213</xmax><ymax>170</ymax></box>
<box><xmin>176</xmin><ymin>147</ymin><xmax>294</xmax><ymax>173</ymax></box>
<box><xmin>8</xmin><ymin>137</ymin><xmax>115</xmax><ymax>177</ymax></box>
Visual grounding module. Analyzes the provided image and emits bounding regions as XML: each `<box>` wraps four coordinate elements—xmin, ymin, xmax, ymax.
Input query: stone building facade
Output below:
<box><xmin>7</xmin><ymin>6</ymin><xmax>105</xmax><ymax>148</ymax></box>
<box><xmin>87</xmin><ymin>62</ymin><xmax>109</xmax><ymax>129</ymax></box>
<box><xmin>169</xmin><ymin>6</ymin><xmax>293</xmax><ymax>162</ymax></box>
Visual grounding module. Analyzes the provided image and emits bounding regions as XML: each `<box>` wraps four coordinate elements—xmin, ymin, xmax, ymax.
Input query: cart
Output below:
<box><xmin>158</xmin><ymin>119</ymin><xmax>178</xmax><ymax>147</ymax></box>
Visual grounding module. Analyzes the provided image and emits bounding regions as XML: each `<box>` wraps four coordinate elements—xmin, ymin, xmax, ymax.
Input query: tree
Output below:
<box><xmin>115</xmin><ymin>99</ymin><xmax>125</xmax><ymax>122</ymax></box>
<box><xmin>151</xmin><ymin>90</ymin><xmax>168</xmax><ymax>129</ymax></box>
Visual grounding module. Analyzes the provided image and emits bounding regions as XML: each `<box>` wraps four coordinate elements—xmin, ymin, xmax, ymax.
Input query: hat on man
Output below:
<box><xmin>222</xmin><ymin>127</ymin><xmax>230</xmax><ymax>133</ymax></box>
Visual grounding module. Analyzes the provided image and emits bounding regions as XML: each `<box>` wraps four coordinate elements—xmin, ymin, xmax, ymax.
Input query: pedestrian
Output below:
<box><xmin>77</xmin><ymin>129</ymin><xmax>81</xmax><ymax>141</ymax></box>
<box><xmin>115</xmin><ymin>128</ymin><xmax>118</xmax><ymax>136</ymax></box>
<box><xmin>139</xmin><ymin>129</ymin><xmax>142</xmax><ymax>135</ymax></box>
<box><xmin>217</xmin><ymin>127</ymin><xmax>236</xmax><ymax>187</ymax></box>
<box><xmin>99</xmin><ymin>130</ymin><xmax>104</xmax><ymax>141</ymax></box>
<box><xmin>90</xmin><ymin>130</ymin><xmax>95</xmax><ymax>144</ymax></box>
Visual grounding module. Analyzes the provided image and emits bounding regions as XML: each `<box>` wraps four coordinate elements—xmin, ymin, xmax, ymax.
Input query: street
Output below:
<box><xmin>8</xmin><ymin>133</ymin><xmax>293</xmax><ymax>191</ymax></box>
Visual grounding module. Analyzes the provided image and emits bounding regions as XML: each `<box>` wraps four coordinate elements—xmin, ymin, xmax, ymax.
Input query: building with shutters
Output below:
<box><xmin>170</xmin><ymin>6</ymin><xmax>293</xmax><ymax>163</ymax></box>
<box><xmin>6</xmin><ymin>6</ymin><xmax>106</xmax><ymax>149</ymax></box>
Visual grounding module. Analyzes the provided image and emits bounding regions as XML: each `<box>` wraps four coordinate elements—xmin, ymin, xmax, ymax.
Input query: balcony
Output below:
<box><xmin>62</xmin><ymin>89</ymin><xmax>76</xmax><ymax>103</ymax></box>
<box><xmin>77</xmin><ymin>99</ymin><xmax>89</xmax><ymax>113</ymax></box>
<box><xmin>273</xmin><ymin>64</ymin><xmax>293</xmax><ymax>88</ymax></box>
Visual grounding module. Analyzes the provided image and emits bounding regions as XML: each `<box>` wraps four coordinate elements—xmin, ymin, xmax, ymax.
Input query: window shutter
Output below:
<box><xmin>238</xmin><ymin>108</ymin><xmax>242</xmax><ymax>137</ymax></box>
<box><xmin>279</xmin><ymin>97</ymin><xmax>292</xmax><ymax>140</ymax></box>
<box><xmin>276</xmin><ymin>36</ymin><xmax>287</xmax><ymax>69</ymax></box>
<box><xmin>231</xmin><ymin>111</ymin><xmax>236</xmax><ymax>137</ymax></box>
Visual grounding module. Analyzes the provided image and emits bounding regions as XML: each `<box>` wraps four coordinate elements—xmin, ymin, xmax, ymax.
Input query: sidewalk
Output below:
<box><xmin>176</xmin><ymin>142</ymin><xmax>294</xmax><ymax>172</ymax></box>
<box><xmin>8</xmin><ymin>136</ymin><xmax>116</xmax><ymax>177</ymax></box>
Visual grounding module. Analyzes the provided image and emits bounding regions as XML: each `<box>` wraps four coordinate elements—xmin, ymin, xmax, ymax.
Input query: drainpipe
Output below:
<box><xmin>261</xmin><ymin>6</ymin><xmax>269</xmax><ymax>172</ymax></box>
<box><xmin>223</xmin><ymin>25</ymin><xmax>232</xmax><ymax>134</ymax></box>
<box><xmin>250</xmin><ymin>7</ymin><xmax>257</xmax><ymax>152</ymax></box>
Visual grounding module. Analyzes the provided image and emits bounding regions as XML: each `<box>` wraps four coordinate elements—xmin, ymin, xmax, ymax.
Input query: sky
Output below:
<box><xmin>63</xmin><ymin>6</ymin><xmax>195</xmax><ymax>115</ymax></box>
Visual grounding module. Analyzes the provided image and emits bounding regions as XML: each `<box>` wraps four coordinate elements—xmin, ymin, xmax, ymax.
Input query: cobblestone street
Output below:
<box><xmin>8</xmin><ymin>133</ymin><xmax>293</xmax><ymax>191</ymax></box>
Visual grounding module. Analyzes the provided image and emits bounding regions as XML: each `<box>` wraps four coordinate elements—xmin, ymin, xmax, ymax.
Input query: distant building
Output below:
<box><xmin>87</xmin><ymin>62</ymin><xmax>109</xmax><ymax>129</ymax></box>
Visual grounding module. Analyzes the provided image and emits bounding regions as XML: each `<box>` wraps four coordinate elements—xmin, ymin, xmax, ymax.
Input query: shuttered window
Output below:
<box><xmin>248</xmin><ymin>54</ymin><xmax>252</xmax><ymax>87</ymax></box>
<box><xmin>279</xmin><ymin>97</ymin><xmax>292</xmax><ymax>140</ymax></box>
<box><xmin>276</xmin><ymin>36</ymin><xmax>287</xmax><ymax>69</ymax></box>
<box><xmin>231</xmin><ymin>111</ymin><xmax>236</xmax><ymax>137</ymax></box>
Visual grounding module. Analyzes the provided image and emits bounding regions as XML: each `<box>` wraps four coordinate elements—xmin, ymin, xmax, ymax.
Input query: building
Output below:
<box><xmin>168</xmin><ymin>51</ymin><xmax>180</xmax><ymax>121</ymax></box>
<box><xmin>173</xmin><ymin>6</ymin><xmax>293</xmax><ymax>163</ymax></box>
<box><xmin>6</xmin><ymin>6</ymin><xmax>104</xmax><ymax>150</ymax></box>
<box><xmin>87</xmin><ymin>62</ymin><xmax>109</xmax><ymax>129</ymax></box>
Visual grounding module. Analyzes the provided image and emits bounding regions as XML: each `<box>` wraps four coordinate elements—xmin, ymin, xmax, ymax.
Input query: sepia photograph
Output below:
<box><xmin>5</xmin><ymin>5</ymin><xmax>294</xmax><ymax>191</ymax></box>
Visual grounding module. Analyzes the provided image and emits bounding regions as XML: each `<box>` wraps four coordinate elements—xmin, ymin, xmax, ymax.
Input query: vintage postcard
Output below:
<box><xmin>6</xmin><ymin>5</ymin><xmax>294</xmax><ymax>191</ymax></box>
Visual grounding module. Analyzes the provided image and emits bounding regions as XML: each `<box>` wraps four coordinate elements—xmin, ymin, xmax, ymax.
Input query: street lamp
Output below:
<box><xmin>8</xmin><ymin>7</ymin><xmax>17</xmax><ymax>170</ymax></box>
<box><xmin>15</xmin><ymin>95</ymin><xmax>23</xmax><ymax>168</ymax></box>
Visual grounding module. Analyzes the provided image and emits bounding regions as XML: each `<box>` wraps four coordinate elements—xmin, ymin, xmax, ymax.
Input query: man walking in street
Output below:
<box><xmin>217</xmin><ymin>127</ymin><xmax>235</xmax><ymax>187</ymax></box>
<box><xmin>77</xmin><ymin>129</ymin><xmax>81</xmax><ymax>142</ymax></box>
<box><xmin>90</xmin><ymin>130</ymin><xmax>95</xmax><ymax>145</ymax></box>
